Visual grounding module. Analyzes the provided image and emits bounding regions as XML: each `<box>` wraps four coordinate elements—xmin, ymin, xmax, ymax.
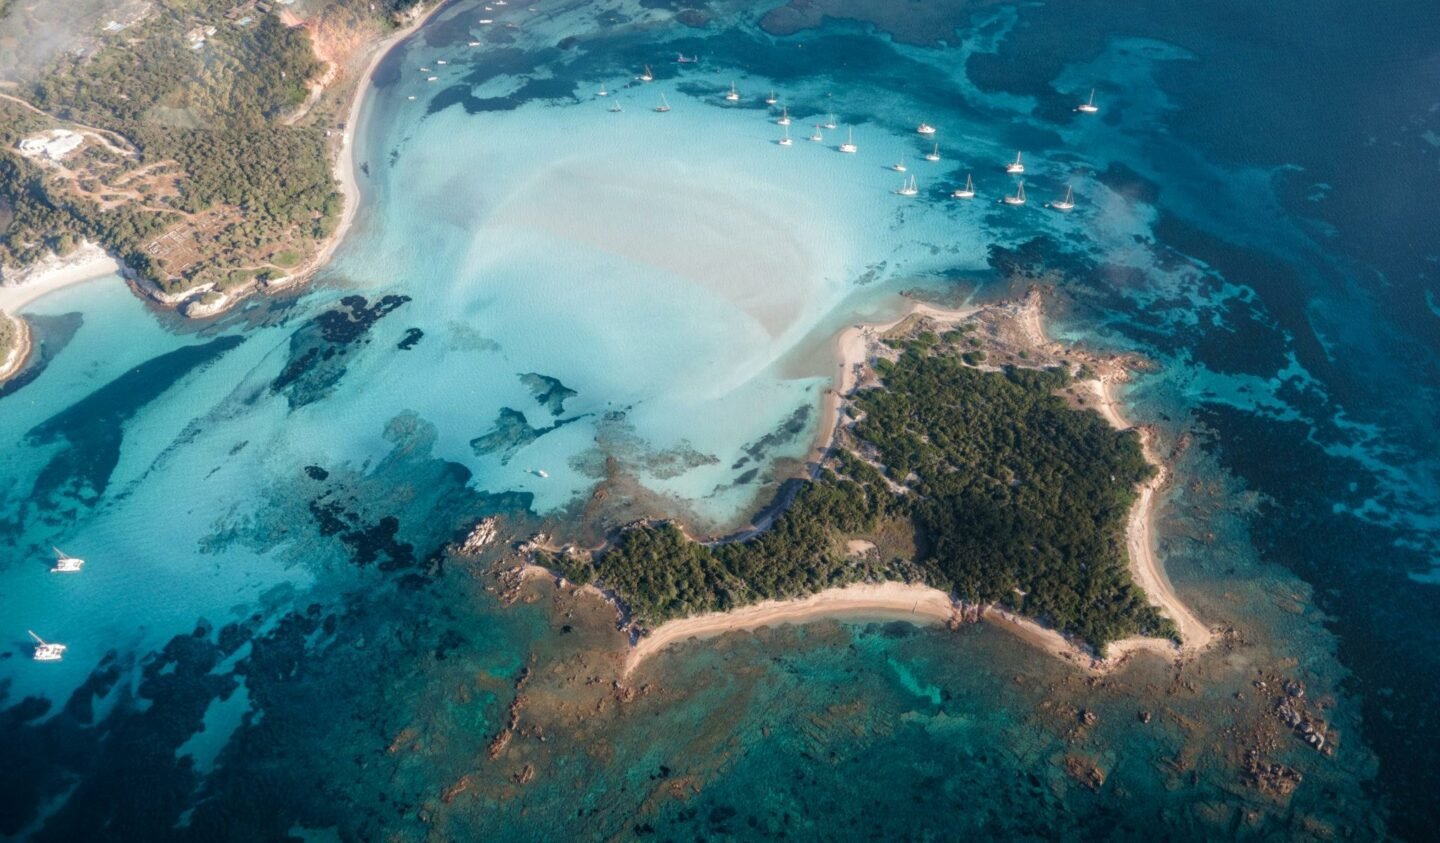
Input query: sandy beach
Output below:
<box><xmin>0</xmin><ymin>243</ymin><xmax>121</xmax><ymax>383</ymax></box>
<box><xmin>624</xmin><ymin>582</ymin><xmax>959</xmax><ymax>676</ymax></box>
<box><xmin>627</xmin><ymin>296</ymin><xmax>1214</xmax><ymax>677</ymax></box>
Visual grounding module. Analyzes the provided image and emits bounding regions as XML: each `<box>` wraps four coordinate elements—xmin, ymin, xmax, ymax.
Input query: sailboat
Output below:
<box><xmin>608</xmin><ymin>100</ymin><xmax>623</xmax><ymax>112</ymax></box>
<box><xmin>51</xmin><ymin>547</ymin><xmax>83</xmax><ymax>573</ymax></box>
<box><xmin>925</xmin><ymin>143</ymin><xmax>940</xmax><ymax>162</ymax></box>
<box><xmin>724</xmin><ymin>81</ymin><xmax>740</xmax><ymax>102</ymax></box>
<box><xmin>1048</xmin><ymin>185</ymin><xmax>1075</xmax><ymax>211</ymax></box>
<box><xmin>1003</xmin><ymin>180</ymin><xmax>1027</xmax><ymax>206</ymax></box>
<box><xmin>823</xmin><ymin>113</ymin><xmax>837</xmax><ymax>130</ymax></box>
<box><xmin>778</xmin><ymin>124</ymin><xmax>793</xmax><ymax>146</ymax></box>
<box><xmin>776</xmin><ymin>105</ymin><xmax>790</xmax><ymax>126</ymax></box>
<box><xmin>654</xmin><ymin>93</ymin><xmax>671</xmax><ymax>112</ymax></box>
<box><xmin>765</xmin><ymin>90</ymin><xmax>778</xmax><ymax>106</ymax></box>
<box><xmin>1076</xmin><ymin>88</ymin><xmax>1099</xmax><ymax>113</ymax></box>
<box><xmin>639</xmin><ymin>64</ymin><xmax>654</xmax><ymax>82</ymax></box>
<box><xmin>952</xmin><ymin>173</ymin><xmax>975</xmax><ymax>199</ymax></box>
<box><xmin>892</xmin><ymin>152</ymin><xmax>907</xmax><ymax>173</ymax></box>
<box><xmin>29</xmin><ymin>631</ymin><xmax>66</xmax><ymax>662</ymax></box>
<box><xmin>896</xmin><ymin>175</ymin><xmax>919</xmax><ymax>196</ymax></box>
<box><xmin>839</xmin><ymin>127</ymin><xmax>857</xmax><ymax>154</ymax></box>
<box><xmin>809</xmin><ymin>124</ymin><xmax>824</xmax><ymax>142</ymax></box>
<box><xmin>1005</xmin><ymin>151</ymin><xmax>1025</xmax><ymax>174</ymax></box>
<box><xmin>597</xmin><ymin>84</ymin><xmax>609</xmax><ymax>97</ymax></box>
<box><xmin>917</xmin><ymin>122</ymin><xmax>936</xmax><ymax>135</ymax></box>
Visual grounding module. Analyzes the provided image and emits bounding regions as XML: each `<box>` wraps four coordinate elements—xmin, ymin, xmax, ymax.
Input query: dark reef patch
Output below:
<box><xmin>470</xmin><ymin>407</ymin><xmax>583</xmax><ymax>464</ymax></box>
<box><xmin>397</xmin><ymin>327</ymin><xmax>424</xmax><ymax>350</ymax></box>
<box><xmin>22</xmin><ymin>335</ymin><xmax>244</xmax><ymax>517</ymax></box>
<box><xmin>270</xmin><ymin>295</ymin><xmax>410</xmax><ymax>408</ymax></box>
<box><xmin>519</xmin><ymin>372</ymin><xmax>577</xmax><ymax>416</ymax></box>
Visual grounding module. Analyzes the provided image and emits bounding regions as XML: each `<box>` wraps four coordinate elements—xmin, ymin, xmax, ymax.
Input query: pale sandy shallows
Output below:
<box><xmin>626</xmin><ymin>300</ymin><xmax>1214</xmax><ymax>677</ymax></box>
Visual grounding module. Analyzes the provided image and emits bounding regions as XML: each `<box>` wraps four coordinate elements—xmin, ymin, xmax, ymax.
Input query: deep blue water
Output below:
<box><xmin>1</xmin><ymin>0</ymin><xmax>1436</xmax><ymax>838</ymax></box>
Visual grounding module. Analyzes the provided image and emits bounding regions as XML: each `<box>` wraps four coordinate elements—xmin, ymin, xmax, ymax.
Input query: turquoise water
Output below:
<box><xmin>2</xmin><ymin>0</ymin><xmax>1436</xmax><ymax>838</ymax></box>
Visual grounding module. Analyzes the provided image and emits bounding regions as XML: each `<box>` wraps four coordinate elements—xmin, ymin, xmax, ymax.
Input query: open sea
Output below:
<box><xmin>2</xmin><ymin>0</ymin><xmax>1436</xmax><ymax>838</ymax></box>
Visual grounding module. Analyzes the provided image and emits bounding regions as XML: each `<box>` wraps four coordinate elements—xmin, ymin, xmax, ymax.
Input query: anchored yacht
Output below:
<box><xmin>809</xmin><ymin>125</ymin><xmax>824</xmax><ymax>142</ymax></box>
<box><xmin>639</xmin><ymin>65</ymin><xmax>654</xmax><ymax>82</ymax></box>
<box><xmin>839</xmin><ymin>127</ymin><xmax>857</xmax><ymax>153</ymax></box>
<box><xmin>724</xmin><ymin>82</ymin><xmax>740</xmax><ymax>102</ymax></box>
<box><xmin>1005</xmin><ymin>151</ymin><xmax>1025</xmax><ymax>174</ymax></box>
<box><xmin>29</xmin><ymin>631</ymin><xmax>66</xmax><ymax>662</ymax></box>
<box><xmin>1048</xmin><ymin>185</ymin><xmax>1076</xmax><ymax>211</ymax></box>
<box><xmin>598</xmin><ymin>84</ymin><xmax>609</xmax><ymax>97</ymax></box>
<box><xmin>765</xmin><ymin>90</ymin><xmax>778</xmax><ymax>106</ymax></box>
<box><xmin>608</xmin><ymin>100</ymin><xmax>623</xmax><ymax>112</ymax></box>
<box><xmin>654</xmin><ymin>93</ymin><xmax>671</xmax><ymax>112</ymax></box>
<box><xmin>1076</xmin><ymin>88</ymin><xmax>1099</xmax><ymax>113</ymax></box>
<box><xmin>1003</xmin><ymin>181</ymin><xmax>1027</xmax><ymax>206</ymax></box>
<box><xmin>776</xmin><ymin>105</ymin><xmax>790</xmax><ymax>126</ymax></box>
<box><xmin>892</xmin><ymin>153</ymin><xmax>907</xmax><ymax>172</ymax></box>
<box><xmin>896</xmin><ymin>175</ymin><xmax>919</xmax><ymax>196</ymax></box>
<box><xmin>952</xmin><ymin>173</ymin><xmax>975</xmax><ymax>199</ymax></box>
<box><xmin>823</xmin><ymin>113</ymin><xmax>837</xmax><ymax>130</ymax></box>
<box><xmin>778</xmin><ymin>125</ymin><xmax>793</xmax><ymax>146</ymax></box>
<box><xmin>925</xmin><ymin>143</ymin><xmax>940</xmax><ymax>162</ymax></box>
<box><xmin>51</xmin><ymin>547</ymin><xmax>83</xmax><ymax>573</ymax></box>
<box><xmin>917</xmin><ymin>122</ymin><xmax>936</xmax><ymax>136</ymax></box>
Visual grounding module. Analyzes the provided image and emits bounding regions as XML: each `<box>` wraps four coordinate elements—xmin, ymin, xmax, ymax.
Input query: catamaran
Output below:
<box><xmin>952</xmin><ymin>173</ymin><xmax>976</xmax><ymax>199</ymax></box>
<box><xmin>839</xmin><ymin>127</ymin><xmax>857</xmax><ymax>153</ymax></box>
<box><xmin>892</xmin><ymin>152</ymin><xmax>907</xmax><ymax>173</ymax></box>
<box><xmin>778</xmin><ymin>124</ymin><xmax>793</xmax><ymax>146</ymax></box>
<box><xmin>823</xmin><ymin>113</ymin><xmax>837</xmax><ymax>130</ymax></box>
<box><xmin>1049</xmin><ymin>185</ymin><xmax>1076</xmax><ymax>211</ymax></box>
<box><xmin>51</xmin><ymin>547</ymin><xmax>83</xmax><ymax>573</ymax></box>
<box><xmin>1076</xmin><ymin>88</ymin><xmax>1099</xmax><ymax>113</ymax></box>
<box><xmin>896</xmin><ymin>175</ymin><xmax>919</xmax><ymax>196</ymax></box>
<box><xmin>724</xmin><ymin>82</ymin><xmax>740</xmax><ymax>102</ymax></box>
<box><xmin>654</xmin><ymin>93</ymin><xmax>671</xmax><ymax>112</ymax></box>
<box><xmin>776</xmin><ymin>105</ymin><xmax>790</xmax><ymax>126</ymax></box>
<box><xmin>925</xmin><ymin>143</ymin><xmax>940</xmax><ymax>162</ymax></box>
<box><xmin>809</xmin><ymin>124</ymin><xmax>824</xmax><ymax>142</ymax></box>
<box><xmin>676</xmin><ymin>53</ymin><xmax>698</xmax><ymax>64</ymax></box>
<box><xmin>29</xmin><ymin>631</ymin><xmax>66</xmax><ymax>662</ymax></box>
<box><xmin>639</xmin><ymin>65</ymin><xmax>654</xmax><ymax>82</ymax></box>
<box><xmin>1005</xmin><ymin>151</ymin><xmax>1024</xmax><ymax>174</ymax></box>
<box><xmin>1003</xmin><ymin>181</ymin><xmax>1027</xmax><ymax>206</ymax></box>
<box><xmin>917</xmin><ymin>122</ymin><xmax>936</xmax><ymax>136</ymax></box>
<box><xmin>765</xmin><ymin>90</ymin><xmax>778</xmax><ymax>106</ymax></box>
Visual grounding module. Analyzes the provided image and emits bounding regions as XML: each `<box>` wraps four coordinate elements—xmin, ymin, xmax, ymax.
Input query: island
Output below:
<box><xmin>494</xmin><ymin>293</ymin><xmax>1213</xmax><ymax>676</ymax></box>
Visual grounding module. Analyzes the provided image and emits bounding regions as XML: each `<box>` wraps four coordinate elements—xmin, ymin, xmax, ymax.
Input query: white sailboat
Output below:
<box><xmin>608</xmin><ymin>100</ymin><xmax>623</xmax><ymax>112</ymax></box>
<box><xmin>29</xmin><ymin>631</ymin><xmax>66</xmax><ymax>662</ymax></box>
<box><xmin>896</xmin><ymin>175</ymin><xmax>919</xmax><ymax>196</ymax></box>
<box><xmin>892</xmin><ymin>152</ymin><xmax>907</xmax><ymax>172</ymax></box>
<box><xmin>925</xmin><ymin>143</ymin><xmax>940</xmax><ymax>162</ymax></box>
<box><xmin>1048</xmin><ymin>185</ymin><xmax>1075</xmax><ymax>211</ymax></box>
<box><xmin>765</xmin><ymin>90</ymin><xmax>778</xmax><ymax>106</ymax></box>
<box><xmin>654</xmin><ymin>93</ymin><xmax>671</xmax><ymax>112</ymax></box>
<box><xmin>809</xmin><ymin>124</ymin><xmax>824</xmax><ymax>142</ymax></box>
<box><xmin>778</xmin><ymin>124</ymin><xmax>793</xmax><ymax>146</ymax></box>
<box><xmin>1003</xmin><ymin>180</ymin><xmax>1027</xmax><ymax>206</ymax></box>
<box><xmin>776</xmin><ymin>105</ymin><xmax>790</xmax><ymax>126</ymax></box>
<box><xmin>724</xmin><ymin>81</ymin><xmax>740</xmax><ymax>102</ymax></box>
<box><xmin>597</xmin><ymin>84</ymin><xmax>609</xmax><ymax>97</ymax></box>
<box><xmin>839</xmin><ymin>127</ymin><xmax>857</xmax><ymax>154</ymax></box>
<box><xmin>51</xmin><ymin>547</ymin><xmax>83</xmax><ymax>573</ymax></box>
<box><xmin>1005</xmin><ymin>151</ymin><xmax>1024</xmax><ymax>174</ymax></box>
<box><xmin>1076</xmin><ymin>88</ymin><xmax>1099</xmax><ymax>114</ymax></box>
<box><xmin>917</xmin><ymin>122</ymin><xmax>936</xmax><ymax>136</ymax></box>
<box><xmin>823</xmin><ymin>113</ymin><xmax>837</xmax><ymax>130</ymax></box>
<box><xmin>639</xmin><ymin>64</ymin><xmax>654</xmax><ymax>82</ymax></box>
<box><xmin>952</xmin><ymin>173</ymin><xmax>975</xmax><ymax>199</ymax></box>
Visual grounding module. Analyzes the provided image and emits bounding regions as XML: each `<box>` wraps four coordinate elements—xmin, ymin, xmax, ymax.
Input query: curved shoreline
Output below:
<box><xmin>625</xmin><ymin>296</ymin><xmax>1214</xmax><ymax>677</ymax></box>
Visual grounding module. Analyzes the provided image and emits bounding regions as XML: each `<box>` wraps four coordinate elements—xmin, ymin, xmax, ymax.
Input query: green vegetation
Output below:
<box><xmin>0</xmin><ymin>0</ymin><xmax>422</xmax><ymax>296</ymax></box>
<box><xmin>593</xmin><ymin>332</ymin><xmax>1174</xmax><ymax>650</ymax></box>
<box><xmin>0</xmin><ymin>311</ymin><xmax>18</xmax><ymax>360</ymax></box>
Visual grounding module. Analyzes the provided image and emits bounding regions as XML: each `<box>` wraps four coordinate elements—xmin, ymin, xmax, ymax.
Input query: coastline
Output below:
<box><xmin>0</xmin><ymin>244</ymin><xmax>122</xmax><ymax>384</ymax></box>
<box><xmin>625</xmin><ymin>294</ymin><xmax>1214</xmax><ymax>678</ymax></box>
